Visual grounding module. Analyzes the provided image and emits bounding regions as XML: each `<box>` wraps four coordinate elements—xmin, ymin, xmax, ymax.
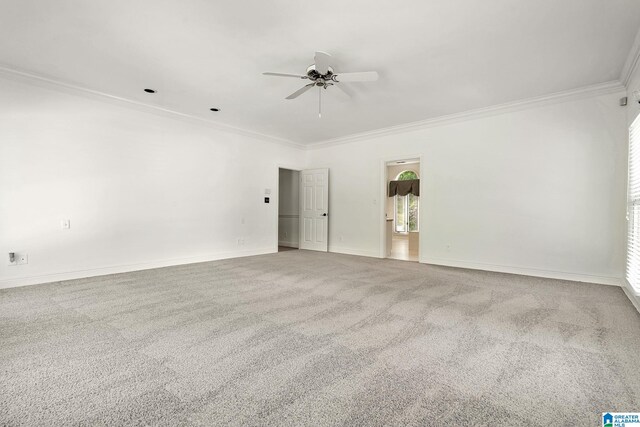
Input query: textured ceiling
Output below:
<box><xmin>1</xmin><ymin>0</ymin><xmax>639</xmax><ymax>144</ymax></box>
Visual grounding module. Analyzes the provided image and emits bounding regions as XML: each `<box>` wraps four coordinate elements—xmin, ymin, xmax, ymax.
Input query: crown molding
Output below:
<box><xmin>0</xmin><ymin>64</ymin><xmax>306</xmax><ymax>151</ymax></box>
<box><xmin>621</xmin><ymin>27</ymin><xmax>640</xmax><ymax>87</ymax></box>
<box><xmin>307</xmin><ymin>80</ymin><xmax>625</xmax><ymax>150</ymax></box>
<box><xmin>0</xmin><ymin>64</ymin><xmax>627</xmax><ymax>152</ymax></box>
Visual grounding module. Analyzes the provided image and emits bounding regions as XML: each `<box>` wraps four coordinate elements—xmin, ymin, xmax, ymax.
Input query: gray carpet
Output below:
<box><xmin>1</xmin><ymin>251</ymin><xmax>639</xmax><ymax>426</ymax></box>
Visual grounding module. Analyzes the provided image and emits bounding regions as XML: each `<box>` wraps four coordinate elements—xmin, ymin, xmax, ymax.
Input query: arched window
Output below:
<box><xmin>394</xmin><ymin>170</ymin><xmax>419</xmax><ymax>233</ymax></box>
<box><xmin>396</xmin><ymin>170</ymin><xmax>418</xmax><ymax>181</ymax></box>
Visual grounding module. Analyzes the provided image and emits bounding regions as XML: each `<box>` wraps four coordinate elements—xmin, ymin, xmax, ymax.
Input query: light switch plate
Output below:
<box><xmin>61</xmin><ymin>219</ymin><xmax>70</xmax><ymax>229</ymax></box>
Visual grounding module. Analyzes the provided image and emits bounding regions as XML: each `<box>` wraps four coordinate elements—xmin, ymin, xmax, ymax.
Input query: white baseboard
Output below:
<box><xmin>278</xmin><ymin>241</ymin><xmax>299</xmax><ymax>248</ymax></box>
<box><xmin>623</xmin><ymin>280</ymin><xmax>640</xmax><ymax>314</ymax></box>
<box><xmin>0</xmin><ymin>247</ymin><xmax>275</xmax><ymax>289</ymax></box>
<box><xmin>328</xmin><ymin>246</ymin><xmax>382</xmax><ymax>258</ymax></box>
<box><xmin>422</xmin><ymin>256</ymin><xmax>622</xmax><ymax>286</ymax></box>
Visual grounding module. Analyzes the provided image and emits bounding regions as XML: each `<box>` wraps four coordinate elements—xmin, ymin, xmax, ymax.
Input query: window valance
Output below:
<box><xmin>388</xmin><ymin>179</ymin><xmax>420</xmax><ymax>197</ymax></box>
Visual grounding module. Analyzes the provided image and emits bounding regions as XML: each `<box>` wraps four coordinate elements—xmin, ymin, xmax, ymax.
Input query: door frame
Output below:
<box><xmin>275</xmin><ymin>164</ymin><xmax>305</xmax><ymax>252</ymax></box>
<box><xmin>379</xmin><ymin>154</ymin><xmax>424</xmax><ymax>261</ymax></box>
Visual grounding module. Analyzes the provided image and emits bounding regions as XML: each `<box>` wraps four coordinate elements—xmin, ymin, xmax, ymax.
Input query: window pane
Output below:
<box><xmin>395</xmin><ymin>195</ymin><xmax>406</xmax><ymax>232</ymax></box>
<box><xmin>627</xmin><ymin>115</ymin><xmax>640</xmax><ymax>293</ymax></box>
<box><xmin>408</xmin><ymin>194</ymin><xmax>419</xmax><ymax>232</ymax></box>
<box><xmin>397</xmin><ymin>170</ymin><xmax>418</xmax><ymax>181</ymax></box>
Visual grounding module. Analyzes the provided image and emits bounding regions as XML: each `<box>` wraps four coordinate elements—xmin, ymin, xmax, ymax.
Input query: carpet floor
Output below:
<box><xmin>1</xmin><ymin>251</ymin><xmax>639</xmax><ymax>426</ymax></box>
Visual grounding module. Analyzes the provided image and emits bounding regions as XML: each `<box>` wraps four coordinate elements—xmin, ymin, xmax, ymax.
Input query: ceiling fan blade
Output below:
<box><xmin>263</xmin><ymin>72</ymin><xmax>307</xmax><ymax>79</ymax></box>
<box><xmin>332</xmin><ymin>83</ymin><xmax>352</xmax><ymax>99</ymax></box>
<box><xmin>334</xmin><ymin>71</ymin><xmax>379</xmax><ymax>82</ymax></box>
<box><xmin>314</xmin><ymin>51</ymin><xmax>331</xmax><ymax>75</ymax></box>
<box><xmin>286</xmin><ymin>83</ymin><xmax>315</xmax><ymax>100</ymax></box>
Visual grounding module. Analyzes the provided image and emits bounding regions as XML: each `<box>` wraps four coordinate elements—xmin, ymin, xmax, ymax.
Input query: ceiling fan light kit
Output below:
<box><xmin>263</xmin><ymin>51</ymin><xmax>379</xmax><ymax>117</ymax></box>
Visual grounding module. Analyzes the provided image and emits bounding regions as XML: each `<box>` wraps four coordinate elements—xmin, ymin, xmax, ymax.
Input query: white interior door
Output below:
<box><xmin>299</xmin><ymin>168</ymin><xmax>329</xmax><ymax>251</ymax></box>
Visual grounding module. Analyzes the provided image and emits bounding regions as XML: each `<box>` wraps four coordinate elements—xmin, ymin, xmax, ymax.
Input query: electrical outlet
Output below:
<box><xmin>8</xmin><ymin>252</ymin><xmax>27</xmax><ymax>266</ymax></box>
<box><xmin>284</xmin><ymin>231</ymin><xmax>287</xmax><ymax>238</ymax></box>
<box><xmin>339</xmin><ymin>236</ymin><xmax>344</xmax><ymax>242</ymax></box>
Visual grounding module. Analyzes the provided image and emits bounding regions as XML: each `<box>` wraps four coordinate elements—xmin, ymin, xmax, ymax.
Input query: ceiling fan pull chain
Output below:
<box><xmin>318</xmin><ymin>86</ymin><xmax>322</xmax><ymax>118</ymax></box>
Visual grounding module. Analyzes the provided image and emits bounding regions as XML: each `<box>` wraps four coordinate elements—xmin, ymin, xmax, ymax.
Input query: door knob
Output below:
<box><xmin>322</xmin><ymin>213</ymin><xmax>327</xmax><ymax>216</ymax></box>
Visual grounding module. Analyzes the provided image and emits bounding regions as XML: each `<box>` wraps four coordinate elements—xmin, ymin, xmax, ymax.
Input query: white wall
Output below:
<box><xmin>308</xmin><ymin>90</ymin><xmax>628</xmax><ymax>285</ymax></box>
<box><xmin>278</xmin><ymin>168</ymin><xmax>300</xmax><ymax>247</ymax></box>
<box><xmin>0</xmin><ymin>75</ymin><xmax>305</xmax><ymax>288</ymax></box>
<box><xmin>0</xmin><ymin>72</ymin><xmax>632</xmax><ymax>290</ymax></box>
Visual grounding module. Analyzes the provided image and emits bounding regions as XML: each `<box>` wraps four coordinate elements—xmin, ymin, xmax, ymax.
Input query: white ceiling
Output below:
<box><xmin>1</xmin><ymin>0</ymin><xmax>639</xmax><ymax>145</ymax></box>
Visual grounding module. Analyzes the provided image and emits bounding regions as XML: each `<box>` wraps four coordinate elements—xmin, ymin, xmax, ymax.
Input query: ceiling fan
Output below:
<box><xmin>263</xmin><ymin>51</ymin><xmax>379</xmax><ymax>117</ymax></box>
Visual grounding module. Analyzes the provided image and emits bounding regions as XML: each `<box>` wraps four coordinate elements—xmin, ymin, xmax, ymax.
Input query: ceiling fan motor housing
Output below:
<box><xmin>306</xmin><ymin>65</ymin><xmax>335</xmax><ymax>85</ymax></box>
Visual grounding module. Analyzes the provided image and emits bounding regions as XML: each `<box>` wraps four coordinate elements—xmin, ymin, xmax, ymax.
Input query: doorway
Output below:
<box><xmin>278</xmin><ymin>168</ymin><xmax>300</xmax><ymax>252</ymax></box>
<box><xmin>384</xmin><ymin>159</ymin><xmax>420</xmax><ymax>262</ymax></box>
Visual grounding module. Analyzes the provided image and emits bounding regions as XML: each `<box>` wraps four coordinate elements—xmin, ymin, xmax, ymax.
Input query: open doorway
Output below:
<box><xmin>278</xmin><ymin>168</ymin><xmax>300</xmax><ymax>252</ymax></box>
<box><xmin>385</xmin><ymin>159</ymin><xmax>420</xmax><ymax>262</ymax></box>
